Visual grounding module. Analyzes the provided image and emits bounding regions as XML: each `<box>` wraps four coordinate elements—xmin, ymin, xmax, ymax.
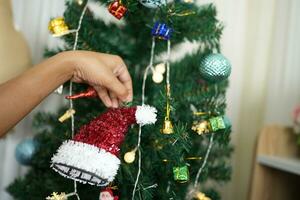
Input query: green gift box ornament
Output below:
<box><xmin>209</xmin><ymin>116</ymin><xmax>227</xmax><ymax>132</ymax></box>
<box><xmin>192</xmin><ymin>115</ymin><xmax>231</xmax><ymax>135</ymax></box>
<box><xmin>173</xmin><ymin>165</ymin><xmax>189</xmax><ymax>183</ymax></box>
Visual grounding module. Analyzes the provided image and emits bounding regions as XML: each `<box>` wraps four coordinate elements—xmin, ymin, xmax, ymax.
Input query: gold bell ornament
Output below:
<box><xmin>161</xmin><ymin>85</ymin><xmax>174</xmax><ymax>134</ymax></box>
<box><xmin>161</xmin><ymin>118</ymin><xmax>174</xmax><ymax>134</ymax></box>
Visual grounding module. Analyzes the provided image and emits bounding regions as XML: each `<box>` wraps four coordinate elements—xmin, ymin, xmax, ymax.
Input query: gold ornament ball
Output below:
<box><xmin>152</xmin><ymin>72</ymin><xmax>164</xmax><ymax>83</ymax></box>
<box><xmin>124</xmin><ymin>151</ymin><xmax>136</xmax><ymax>163</ymax></box>
<box><xmin>155</xmin><ymin>63</ymin><xmax>166</xmax><ymax>74</ymax></box>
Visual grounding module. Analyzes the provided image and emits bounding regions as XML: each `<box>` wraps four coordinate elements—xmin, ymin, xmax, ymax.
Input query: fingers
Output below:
<box><xmin>78</xmin><ymin>52</ymin><xmax>133</xmax><ymax>104</ymax></box>
<box><xmin>109</xmin><ymin>91</ymin><xmax>119</xmax><ymax>108</ymax></box>
<box><xmin>114</xmin><ymin>65</ymin><xmax>133</xmax><ymax>102</ymax></box>
<box><xmin>94</xmin><ymin>86</ymin><xmax>112</xmax><ymax>107</ymax></box>
<box><xmin>103</xmin><ymin>75</ymin><xmax>129</xmax><ymax>102</ymax></box>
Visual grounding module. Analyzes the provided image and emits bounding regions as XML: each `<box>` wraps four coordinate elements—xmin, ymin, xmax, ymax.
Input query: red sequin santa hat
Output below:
<box><xmin>51</xmin><ymin>105</ymin><xmax>157</xmax><ymax>186</ymax></box>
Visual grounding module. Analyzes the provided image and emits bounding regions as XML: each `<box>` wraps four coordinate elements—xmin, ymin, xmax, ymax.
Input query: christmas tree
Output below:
<box><xmin>7</xmin><ymin>0</ymin><xmax>233</xmax><ymax>199</ymax></box>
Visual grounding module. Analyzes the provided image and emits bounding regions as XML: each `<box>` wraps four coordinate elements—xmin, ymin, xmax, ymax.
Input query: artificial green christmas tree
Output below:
<box><xmin>7</xmin><ymin>0</ymin><xmax>233</xmax><ymax>199</ymax></box>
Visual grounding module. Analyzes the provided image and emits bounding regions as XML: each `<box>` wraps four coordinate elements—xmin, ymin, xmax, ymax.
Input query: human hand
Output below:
<box><xmin>60</xmin><ymin>51</ymin><xmax>133</xmax><ymax>108</ymax></box>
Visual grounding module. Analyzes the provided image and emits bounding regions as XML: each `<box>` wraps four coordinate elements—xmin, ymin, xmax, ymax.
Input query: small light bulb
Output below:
<box><xmin>124</xmin><ymin>149</ymin><xmax>136</xmax><ymax>163</ymax></box>
<box><xmin>152</xmin><ymin>72</ymin><xmax>164</xmax><ymax>83</ymax></box>
<box><xmin>155</xmin><ymin>63</ymin><xmax>166</xmax><ymax>74</ymax></box>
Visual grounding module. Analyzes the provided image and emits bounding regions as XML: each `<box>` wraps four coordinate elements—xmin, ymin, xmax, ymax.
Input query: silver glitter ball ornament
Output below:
<box><xmin>199</xmin><ymin>53</ymin><xmax>231</xmax><ymax>83</ymax></box>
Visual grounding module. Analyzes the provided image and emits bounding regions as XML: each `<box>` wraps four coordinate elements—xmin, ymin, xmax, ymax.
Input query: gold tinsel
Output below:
<box><xmin>192</xmin><ymin>121</ymin><xmax>210</xmax><ymax>135</ymax></box>
<box><xmin>48</xmin><ymin>17</ymin><xmax>69</xmax><ymax>37</ymax></box>
<box><xmin>46</xmin><ymin>192</ymin><xmax>67</xmax><ymax>200</ymax></box>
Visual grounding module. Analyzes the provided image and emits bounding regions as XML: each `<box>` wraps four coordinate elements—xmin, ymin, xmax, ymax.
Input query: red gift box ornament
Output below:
<box><xmin>108</xmin><ymin>0</ymin><xmax>127</xmax><ymax>20</ymax></box>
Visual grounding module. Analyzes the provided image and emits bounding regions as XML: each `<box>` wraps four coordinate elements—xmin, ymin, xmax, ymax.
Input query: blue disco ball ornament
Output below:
<box><xmin>199</xmin><ymin>53</ymin><xmax>231</xmax><ymax>83</ymax></box>
<box><xmin>15</xmin><ymin>138</ymin><xmax>39</xmax><ymax>166</ymax></box>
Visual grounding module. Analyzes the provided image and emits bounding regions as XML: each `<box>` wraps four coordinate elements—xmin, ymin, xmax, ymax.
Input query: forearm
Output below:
<box><xmin>0</xmin><ymin>52</ymin><xmax>75</xmax><ymax>136</ymax></box>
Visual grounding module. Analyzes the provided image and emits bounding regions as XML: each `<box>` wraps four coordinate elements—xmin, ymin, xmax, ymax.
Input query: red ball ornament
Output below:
<box><xmin>108</xmin><ymin>0</ymin><xmax>127</xmax><ymax>20</ymax></box>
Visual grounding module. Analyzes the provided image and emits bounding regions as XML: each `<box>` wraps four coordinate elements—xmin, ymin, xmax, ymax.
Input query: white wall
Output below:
<box><xmin>12</xmin><ymin>0</ymin><xmax>65</xmax><ymax>64</ymax></box>
<box><xmin>217</xmin><ymin>0</ymin><xmax>300</xmax><ymax>199</ymax></box>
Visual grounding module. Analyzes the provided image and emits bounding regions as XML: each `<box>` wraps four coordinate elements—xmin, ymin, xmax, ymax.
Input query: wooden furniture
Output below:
<box><xmin>249</xmin><ymin>125</ymin><xmax>300</xmax><ymax>200</ymax></box>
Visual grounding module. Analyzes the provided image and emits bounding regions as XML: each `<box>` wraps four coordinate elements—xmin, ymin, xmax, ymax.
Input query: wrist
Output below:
<box><xmin>55</xmin><ymin>51</ymin><xmax>77</xmax><ymax>80</ymax></box>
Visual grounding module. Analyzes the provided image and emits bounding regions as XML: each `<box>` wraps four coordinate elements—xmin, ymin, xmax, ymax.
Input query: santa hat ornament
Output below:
<box><xmin>51</xmin><ymin>105</ymin><xmax>157</xmax><ymax>186</ymax></box>
<box><xmin>99</xmin><ymin>188</ymin><xmax>119</xmax><ymax>200</ymax></box>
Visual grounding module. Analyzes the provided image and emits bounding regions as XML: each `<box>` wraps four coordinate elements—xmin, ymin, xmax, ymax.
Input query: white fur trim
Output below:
<box><xmin>135</xmin><ymin>105</ymin><xmax>157</xmax><ymax>126</ymax></box>
<box><xmin>51</xmin><ymin>140</ymin><xmax>120</xmax><ymax>186</ymax></box>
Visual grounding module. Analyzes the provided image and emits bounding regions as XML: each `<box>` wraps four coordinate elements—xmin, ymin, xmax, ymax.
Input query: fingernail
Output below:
<box><xmin>113</xmin><ymin>101</ymin><xmax>118</xmax><ymax>108</ymax></box>
<box><xmin>126</xmin><ymin>95</ymin><xmax>132</xmax><ymax>102</ymax></box>
<box><xmin>105</xmin><ymin>100</ymin><xmax>112</xmax><ymax>107</ymax></box>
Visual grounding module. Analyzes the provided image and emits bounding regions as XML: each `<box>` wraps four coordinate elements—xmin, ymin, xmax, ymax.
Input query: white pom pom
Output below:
<box><xmin>136</xmin><ymin>105</ymin><xmax>157</xmax><ymax>126</ymax></box>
